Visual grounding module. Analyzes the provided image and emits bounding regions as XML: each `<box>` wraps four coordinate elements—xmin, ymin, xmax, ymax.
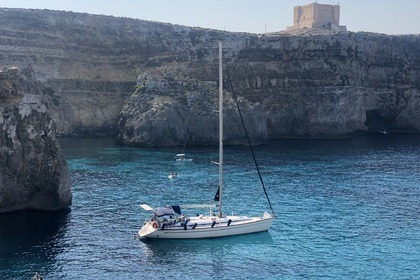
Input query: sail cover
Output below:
<box><xmin>153</xmin><ymin>206</ymin><xmax>182</xmax><ymax>217</ymax></box>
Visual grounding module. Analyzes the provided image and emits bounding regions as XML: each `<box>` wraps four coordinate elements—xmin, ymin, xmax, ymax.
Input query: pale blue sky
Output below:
<box><xmin>0</xmin><ymin>0</ymin><xmax>419</xmax><ymax>35</ymax></box>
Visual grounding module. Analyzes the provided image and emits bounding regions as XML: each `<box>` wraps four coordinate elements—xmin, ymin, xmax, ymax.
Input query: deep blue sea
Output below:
<box><xmin>1</xmin><ymin>135</ymin><xmax>420</xmax><ymax>279</ymax></box>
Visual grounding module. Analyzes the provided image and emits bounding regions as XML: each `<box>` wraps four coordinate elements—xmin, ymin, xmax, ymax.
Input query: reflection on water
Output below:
<box><xmin>140</xmin><ymin>231</ymin><xmax>275</xmax><ymax>279</ymax></box>
<box><xmin>0</xmin><ymin>209</ymin><xmax>70</xmax><ymax>277</ymax></box>
<box><xmin>142</xmin><ymin>231</ymin><xmax>274</xmax><ymax>256</ymax></box>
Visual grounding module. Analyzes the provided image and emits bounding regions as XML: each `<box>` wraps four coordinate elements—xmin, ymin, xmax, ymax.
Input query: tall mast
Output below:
<box><xmin>218</xmin><ymin>41</ymin><xmax>223</xmax><ymax>218</ymax></box>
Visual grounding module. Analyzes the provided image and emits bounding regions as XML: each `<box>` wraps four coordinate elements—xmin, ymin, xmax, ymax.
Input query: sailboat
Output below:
<box><xmin>137</xmin><ymin>42</ymin><xmax>274</xmax><ymax>239</ymax></box>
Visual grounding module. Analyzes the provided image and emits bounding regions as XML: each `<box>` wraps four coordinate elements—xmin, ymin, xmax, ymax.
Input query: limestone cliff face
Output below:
<box><xmin>0</xmin><ymin>67</ymin><xmax>71</xmax><ymax>213</ymax></box>
<box><xmin>0</xmin><ymin>8</ymin><xmax>141</xmax><ymax>136</ymax></box>
<box><xmin>117</xmin><ymin>73</ymin><xmax>267</xmax><ymax>146</ymax></box>
<box><xmin>231</xmin><ymin>32</ymin><xmax>420</xmax><ymax>138</ymax></box>
<box><xmin>0</xmin><ymin>8</ymin><xmax>419</xmax><ymax>143</ymax></box>
<box><xmin>118</xmin><ymin>32</ymin><xmax>420</xmax><ymax>145</ymax></box>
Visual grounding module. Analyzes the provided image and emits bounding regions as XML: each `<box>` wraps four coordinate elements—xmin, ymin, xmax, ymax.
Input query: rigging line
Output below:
<box><xmin>173</xmin><ymin>107</ymin><xmax>192</xmax><ymax>155</ymax></box>
<box><xmin>225</xmin><ymin>68</ymin><xmax>275</xmax><ymax>216</ymax></box>
<box><xmin>181</xmin><ymin>112</ymin><xmax>191</xmax><ymax>152</ymax></box>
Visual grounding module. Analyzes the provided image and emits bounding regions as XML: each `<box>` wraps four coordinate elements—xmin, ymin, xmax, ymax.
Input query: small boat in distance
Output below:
<box><xmin>137</xmin><ymin>42</ymin><xmax>274</xmax><ymax>239</ymax></box>
<box><xmin>174</xmin><ymin>153</ymin><xmax>193</xmax><ymax>162</ymax></box>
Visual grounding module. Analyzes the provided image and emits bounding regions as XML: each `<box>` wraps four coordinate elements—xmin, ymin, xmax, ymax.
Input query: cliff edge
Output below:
<box><xmin>0</xmin><ymin>67</ymin><xmax>71</xmax><ymax>213</ymax></box>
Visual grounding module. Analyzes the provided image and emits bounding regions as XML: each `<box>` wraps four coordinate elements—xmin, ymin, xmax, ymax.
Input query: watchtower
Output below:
<box><xmin>287</xmin><ymin>2</ymin><xmax>347</xmax><ymax>31</ymax></box>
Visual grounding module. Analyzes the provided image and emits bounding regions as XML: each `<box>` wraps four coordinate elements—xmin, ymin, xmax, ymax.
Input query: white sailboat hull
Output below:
<box><xmin>138</xmin><ymin>212</ymin><xmax>274</xmax><ymax>239</ymax></box>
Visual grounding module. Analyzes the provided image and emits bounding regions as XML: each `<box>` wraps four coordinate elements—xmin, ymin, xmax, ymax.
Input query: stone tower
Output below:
<box><xmin>287</xmin><ymin>2</ymin><xmax>347</xmax><ymax>31</ymax></box>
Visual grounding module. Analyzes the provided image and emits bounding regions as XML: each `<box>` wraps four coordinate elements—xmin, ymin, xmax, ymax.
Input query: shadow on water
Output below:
<box><xmin>141</xmin><ymin>231</ymin><xmax>273</xmax><ymax>257</ymax></box>
<box><xmin>138</xmin><ymin>232</ymin><xmax>276</xmax><ymax>279</ymax></box>
<box><xmin>0</xmin><ymin>209</ymin><xmax>70</xmax><ymax>277</ymax></box>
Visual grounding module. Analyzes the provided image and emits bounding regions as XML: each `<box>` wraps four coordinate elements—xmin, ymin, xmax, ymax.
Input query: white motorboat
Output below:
<box><xmin>174</xmin><ymin>153</ymin><xmax>193</xmax><ymax>162</ymax></box>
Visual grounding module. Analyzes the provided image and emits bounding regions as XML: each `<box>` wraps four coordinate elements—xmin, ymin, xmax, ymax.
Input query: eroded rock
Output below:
<box><xmin>0</xmin><ymin>67</ymin><xmax>71</xmax><ymax>213</ymax></box>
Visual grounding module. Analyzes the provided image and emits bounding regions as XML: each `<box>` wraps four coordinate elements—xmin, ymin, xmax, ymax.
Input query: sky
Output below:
<box><xmin>0</xmin><ymin>0</ymin><xmax>419</xmax><ymax>35</ymax></box>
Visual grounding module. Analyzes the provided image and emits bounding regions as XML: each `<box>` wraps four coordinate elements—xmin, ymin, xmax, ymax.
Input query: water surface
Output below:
<box><xmin>1</xmin><ymin>135</ymin><xmax>419</xmax><ymax>279</ymax></box>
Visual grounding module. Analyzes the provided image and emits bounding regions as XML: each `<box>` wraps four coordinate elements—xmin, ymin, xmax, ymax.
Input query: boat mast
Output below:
<box><xmin>218</xmin><ymin>41</ymin><xmax>223</xmax><ymax>218</ymax></box>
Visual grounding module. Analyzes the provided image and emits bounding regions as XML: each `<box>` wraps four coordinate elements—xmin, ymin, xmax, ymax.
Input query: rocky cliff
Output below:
<box><xmin>118</xmin><ymin>73</ymin><xmax>267</xmax><ymax>146</ymax></box>
<box><xmin>0</xmin><ymin>67</ymin><xmax>71</xmax><ymax>212</ymax></box>
<box><xmin>0</xmin><ymin>8</ymin><xmax>419</xmax><ymax>144</ymax></box>
<box><xmin>118</xmin><ymin>31</ymin><xmax>420</xmax><ymax>145</ymax></box>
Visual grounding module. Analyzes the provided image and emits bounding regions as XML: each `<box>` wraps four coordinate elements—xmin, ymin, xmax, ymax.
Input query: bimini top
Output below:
<box><xmin>153</xmin><ymin>205</ymin><xmax>182</xmax><ymax>217</ymax></box>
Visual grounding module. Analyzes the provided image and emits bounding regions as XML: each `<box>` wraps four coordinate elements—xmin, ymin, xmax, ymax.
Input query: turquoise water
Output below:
<box><xmin>1</xmin><ymin>135</ymin><xmax>419</xmax><ymax>279</ymax></box>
